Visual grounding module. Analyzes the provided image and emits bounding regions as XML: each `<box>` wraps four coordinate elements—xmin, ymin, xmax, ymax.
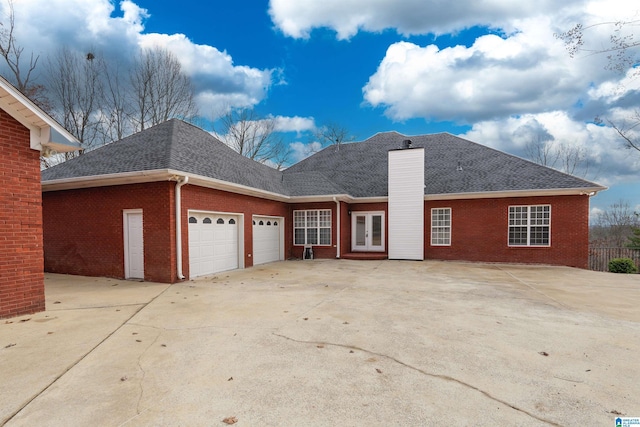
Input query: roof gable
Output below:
<box><xmin>0</xmin><ymin>75</ymin><xmax>80</xmax><ymax>153</ymax></box>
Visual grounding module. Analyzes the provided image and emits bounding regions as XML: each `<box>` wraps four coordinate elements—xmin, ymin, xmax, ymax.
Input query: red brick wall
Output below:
<box><xmin>182</xmin><ymin>186</ymin><xmax>290</xmax><ymax>273</ymax></box>
<box><xmin>43</xmin><ymin>182</ymin><xmax>175</xmax><ymax>283</ymax></box>
<box><xmin>424</xmin><ymin>195</ymin><xmax>590</xmax><ymax>268</ymax></box>
<box><xmin>0</xmin><ymin>110</ymin><xmax>45</xmax><ymax>318</ymax></box>
<box><xmin>289</xmin><ymin>201</ymin><xmax>338</xmax><ymax>259</ymax></box>
<box><xmin>345</xmin><ymin>202</ymin><xmax>388</xmax><ymax>255</ymax></box>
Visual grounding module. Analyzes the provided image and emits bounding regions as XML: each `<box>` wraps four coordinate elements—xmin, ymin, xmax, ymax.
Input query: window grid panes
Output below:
<box><xmin>293</xmin><ymin>209</ymin><xmax>331</xmax><ymax>245</ymax></box>
<box><xmin>508</xmin><ymin>205</ymin><xmax>550</xmax><ymax>246</ymax></box>
<box><xmin>431</xmin><ymin>208</ymin><xmax>451</xmax><ymax>246</ymax></box>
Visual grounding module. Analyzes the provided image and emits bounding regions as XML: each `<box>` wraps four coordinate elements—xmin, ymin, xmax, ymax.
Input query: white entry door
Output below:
<box><xmin>351</xmin><ymin>212</ymin><xmax>385</xmax><ymax>252</ymax></box>
<box><xmin>253</xmin><ymin>216</ymin><xmax>283</xmax><ymax>265</ymax></box>
<box><xmin>124</xmin><ymin>210</ymin><xmax>144</xmax><ymax>279</ymax></box>
<box><xmin>189</xmin><ymin>212</ymin><xmax>239</xmax><ymax>278</ymax></box>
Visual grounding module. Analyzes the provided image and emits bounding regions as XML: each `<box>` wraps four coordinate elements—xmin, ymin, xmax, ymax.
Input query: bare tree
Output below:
<box><xmin>556</xmin><ymin>19</ymin><xmax>640</xmax><ymax>73</ymax></box>
<box><xmin>46</xmin><ymin>48</ymin><xmax>104</xmax><ymax>152</ymax></box>
<box><xmin>98</xmin><ymin>60</ymin><xmax>133</xmax><ymax>143</ymax></box>
<box><xmin>525</xmin><ymin>137</ymin><xmax>594</xmax><ymax>179</ymax></box>
<box><xmin>315</xmin><ymin>121</ymin><xmax>354</xmax><ymax>148</ymax></box>
<box><xmin>130</xmin><ymin>47</ymin><xmax>197</xmax><ymax>131</ymax></box>
<box><xmin>215</xmin><ymin>108</ymin><xmax>291</xmax><ymax>167</ymax></box>
<box><xmin>591</xmin><ymin>199</ymin><xmax>640</xmax><ymax>246</ymax></box>
<box><xmin>556</xmin><ymin>19</ymin><xmax>640</xmax><ymax>154</ymax></box>
<box><xmin>0</xmin><ymin>0</ymin><xmax>49</xmax><ymax>109</ymax></box>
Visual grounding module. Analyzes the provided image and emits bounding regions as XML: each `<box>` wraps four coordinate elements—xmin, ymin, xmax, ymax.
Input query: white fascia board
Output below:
<box><xmin>0</xmin><ymin>76</ymin><xmax>80</xmax><ymax>151</ymax></box>
<box><xmin>423</xmin><ymin>186</ymin><xmax>608</xmax><ymax>201</ymax></box>
<box><xmin>42</xmin><ymin>169</ymin><xmax>172</xmax><ymax>191</ymax></box>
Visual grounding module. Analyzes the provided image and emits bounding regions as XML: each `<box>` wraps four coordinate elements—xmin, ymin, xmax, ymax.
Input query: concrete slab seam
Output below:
<box><xmin>1</xmin><ymin>284</ymin><xmax>175</xmax><ymax>426</ymax></box>
<box><xmin>272</xmin><ymin>332</ymin><xmax>562</xmax><ymax>427</ymax></box>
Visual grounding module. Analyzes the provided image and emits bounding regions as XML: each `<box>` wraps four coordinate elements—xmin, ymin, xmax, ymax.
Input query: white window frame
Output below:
<box><xmin>293</xmin><ymin>209</ymin><xmax>332</xmax><ymax>246</ymax></box>
<box><xmin>430</xmin><ymin>208</ymin><xmax>451</xmax><ymax>246</ymax></box>
<box><xmin>508</xmin><ymin>205</ymin><xmax>551</xmax><ymax>247</ymax></box>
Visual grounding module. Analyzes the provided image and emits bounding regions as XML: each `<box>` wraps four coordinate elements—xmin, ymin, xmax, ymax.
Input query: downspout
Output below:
<box><xmin>334</xmin><ymin>197</ymin><xmax>341</xmax><ymax>259</ymax></box>
<box><xmin>175</xmin><ymin>176</ymin><xmax>189</xmax><ymax>279</ymax></box>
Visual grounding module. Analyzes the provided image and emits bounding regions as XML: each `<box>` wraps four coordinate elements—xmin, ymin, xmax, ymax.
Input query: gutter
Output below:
<box><xmin>334</xmin><ymin>197</ymin><xmax>340</xmax><ymax>258</ymax></box>
<box><xmin>174</xmin><ymin>175</ymin><xmax>189</xmax><ymax>280</ymax></box>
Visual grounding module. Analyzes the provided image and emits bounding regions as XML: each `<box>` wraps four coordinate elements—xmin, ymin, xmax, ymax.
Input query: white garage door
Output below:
<box><xmin>253</xmin><ymin>216</ymin><xmax>283</xmax><ymax>266</ymax></box>
<box><xmin>189</xmin><ymin>212</ymin><xmax>239</xmax><ymax>278</ymax></box>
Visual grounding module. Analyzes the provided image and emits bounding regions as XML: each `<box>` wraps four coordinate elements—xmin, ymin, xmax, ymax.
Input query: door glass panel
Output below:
<box><xmin>356</xmin><ymin>216</ymin><xmax>366</xmax><ymax>246</ymax></box>
<box><xmin>372</xmin><ymin>215</ymin><xmax>382</xmax><ymax>246</ymax></box>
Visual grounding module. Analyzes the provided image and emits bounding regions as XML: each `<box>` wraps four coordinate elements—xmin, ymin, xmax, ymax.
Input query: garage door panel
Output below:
<box><xmin>253</xmin><ymin>216</ymin><xmax>282</xmax><ymax>266</ymax></box>
<box><xmin>189</xmin><ymin>213</ymin><xmax>239</xmax><ymax>278</ymax></box>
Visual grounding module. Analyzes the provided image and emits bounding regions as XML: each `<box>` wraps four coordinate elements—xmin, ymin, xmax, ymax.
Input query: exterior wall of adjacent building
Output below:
<box><xmin>43</xmin><ymin>183</ymin><xmax>293</xmax><ymax>283</ymax></box>
<box><xmin>180</xmin><ymin>185</ymin><xmax>290</xmax><ymax>275</ymax></box>
<box><xmin>43</xmin><ymin>182</ymin><xmax>176</xmax><ymax>283</ymax></box>
<box><xmin>0</xmin><ymin>110</ymin><xmax>45</xmax><ymax>318</ymax></box>
<box><xmin>424</xmin><ymin>195</ymin><xmax>590</xmax><ymax>268</ymax></box>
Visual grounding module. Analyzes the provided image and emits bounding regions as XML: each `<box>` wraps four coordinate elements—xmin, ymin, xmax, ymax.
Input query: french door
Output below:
<box><xmin>351</xmin><ymin>212</ymin><xmax>385</xmax><ymax>252</ymax></box>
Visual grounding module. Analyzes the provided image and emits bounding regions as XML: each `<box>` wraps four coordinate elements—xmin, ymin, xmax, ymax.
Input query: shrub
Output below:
<box><xmin>608</xmin><ymin>258</ymin><xmax>638</xmax><ymax>274</ymax></box>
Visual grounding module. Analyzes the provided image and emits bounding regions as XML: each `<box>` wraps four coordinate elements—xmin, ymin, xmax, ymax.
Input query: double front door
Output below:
<box><xmin>352</xmin><ymin>212</ymin><xmax>385</xmax><ymax>252</ymax></box>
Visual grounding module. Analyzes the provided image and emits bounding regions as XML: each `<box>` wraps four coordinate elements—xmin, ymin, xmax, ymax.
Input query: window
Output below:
<box><xmin>294</xmin><ymin>209</ymin><xmax>331</xmax><ymax>245</ymax></box>
<box><xmin>216</xmin><ymin>218</ymin><xmax>224</xmax><ymax>224</ymax></box>
<box><xmin>431</xmin><ymin>208</ymin><xmax>451</xmax><ymax>246</ymax></box>
<box><xmin>508</xmin><ymin>205</ymin><xmax>550</xmax><ymax>246</ymax></box>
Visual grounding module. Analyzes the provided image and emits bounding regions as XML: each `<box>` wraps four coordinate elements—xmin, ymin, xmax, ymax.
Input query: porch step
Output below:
<box><xmin>341</xmin><ymin>252</ymin><xmax>388</xmax><ymax>260</ymax></box>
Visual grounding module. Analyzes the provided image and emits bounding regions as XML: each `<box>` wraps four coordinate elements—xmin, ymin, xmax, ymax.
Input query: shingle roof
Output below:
<box><xmin>42</xmin><ymin>119</ymin><xmax>604</xmax><ymax>198</ymax></box>
<box><xmin>285</xmin><ymin>131</ymin><xmax>603</xmax><ymax>197</ymax></box>
<box><xmin>41</xmin><ymin>119</ymin><xmax>285</xmax><ymax>194</ymax></box>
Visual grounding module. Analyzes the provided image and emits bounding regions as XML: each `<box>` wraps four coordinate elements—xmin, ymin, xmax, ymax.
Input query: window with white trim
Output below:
<box><xmin>294</xmin><ymin>209</ymin><xmax>331</xmax><ymax>245</ymax></box>
<box><xmin>431</xmin><ymin>208</ymin><xmax>451</xmax><ymax>246</ymax></box>
<box><xmin>508</xmin><ymin>205</ymin><xmax>550</xmax><ymax>246</ymax></box>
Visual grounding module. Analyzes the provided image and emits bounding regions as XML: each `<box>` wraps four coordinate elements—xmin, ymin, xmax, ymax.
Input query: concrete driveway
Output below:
<box><xmin>1</xmin><ymin>260</ymin><xmax>639</xmax><ymax>426</ymax></box>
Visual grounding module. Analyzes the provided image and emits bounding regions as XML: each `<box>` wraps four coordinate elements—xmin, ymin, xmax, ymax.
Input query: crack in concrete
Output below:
<box><xmin>273</xmin><ymin>332</ymin><xmax>562</xmax><ymax>426</ymax></box>
<box><xmin>1</xmin><ymin>285</ymin><xmax>175</xmax><ymax>426</ymax></box>
<box><xmin>135</xmin><ymin>333</ymin><xmax>161</xmax><ymax>414</ymax></box>
<box><xmin>495</xmin><ymin>266</ymin><xmax>570</xmax><ymax>310</ymax></box>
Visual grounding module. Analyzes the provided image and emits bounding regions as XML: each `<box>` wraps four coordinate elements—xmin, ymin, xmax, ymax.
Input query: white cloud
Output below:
<box><xmin>272</xmin><ymin>115</ymin><xmax>316</xmax><ymax>133</ymax></box>
<box><xmin>362</xmin><ymin>16</ymin><xmax>607</xmax><ymax>123</ymax></box>
<box><xmin>459</xmin><ymin>111</ymin><xmax>640</xmax><ymax>186</ymax></box>
<box><xmin>289</xmin><ymin>141</ymin><xmax>322</xmax><ymax>163</ymax></box>
<box><xmin>1</xmin><ymin>0</ymin><xmax>273</xmax><ymax>113</ymax></box>
<box><xmin>269</xmin><ymin>0</ymin><xmax>585</xmax><ymax>39</ymax></box>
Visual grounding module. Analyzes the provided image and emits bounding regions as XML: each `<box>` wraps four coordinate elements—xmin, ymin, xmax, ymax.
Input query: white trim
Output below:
<box><xmin>252</xmin><ymin>214</ymin><xmax>285</xmax><ymax>265</ymax></box>
<box><xmin>351</xmin><ymin>211</ymin><xmax>385</xmax><ymax>252</ymax></box>
<box><xmin>123</xmin><ymin>209</ymin><xmax>144</xmax><ymax>279</ymax></box>
<box><xmin>423</xmin><ymin>187</ymin><xmax>606</xmax><ymax>200</ymax></box>
<box><xmin>293</xmin><ymin>209</ymin><xmax>332</xmax><ymax>246</ymax></box>
<box><xmin>187</xmin><ymin>209</ymin><xmax>245</xmax><ymax>272</ymax></box>
<box><xmin>430</xmin><ymin>207</ymin><xmax>452</xmax><ymax>246</ymax></box>
<box><xmin>0</xmin><ymin>75</ymin><xmax>80</xmax><ymax>152</ymax></box>
<box><xmin>507</xmin><ymin>204</ymin><xmax>552</xmax><ymax>247</ymax></box>
<box><xmin>41</xmin><ymin>170</ymin><xmax>607</xmax><ymax>203</ymax></box>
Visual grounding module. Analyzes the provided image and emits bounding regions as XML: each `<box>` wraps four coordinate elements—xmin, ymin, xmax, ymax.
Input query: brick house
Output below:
<box><xmin>0</xmin><ymin>76</ymin><xmax>80</xmax><ymax>318</ymax></box>
<box><xmin>41</xmin><ymin>119</ymin><xmax>605</xmax><ymax>283</ymax></box>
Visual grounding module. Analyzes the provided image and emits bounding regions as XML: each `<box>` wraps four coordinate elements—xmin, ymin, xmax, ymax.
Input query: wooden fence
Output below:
<box><xmin>589</xmin><ymin>247</ymin><xmax>640</xmax><ymax>272</ymax></box>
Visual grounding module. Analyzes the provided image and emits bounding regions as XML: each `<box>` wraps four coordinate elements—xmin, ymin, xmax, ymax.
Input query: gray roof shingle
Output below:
<box><xmin>42</xmin><ymin>120</ymin><xmax>603</xmax><ymax>198</ymax></box>
<box><xmin>285</xmin><ymin>131</ymin><xmax>603</xmax><ymax>196</ymax></box>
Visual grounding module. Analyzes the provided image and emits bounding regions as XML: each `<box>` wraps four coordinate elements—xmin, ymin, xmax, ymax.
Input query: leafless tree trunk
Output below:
<box><xmin>46</xmin><ymin>48</ymin><xmax>104</xmax><ymax>154</ymax></box>
<box><xmin>525</xmin><ymin>137</ymin><xmax>594</xmax><ymax>179</ymax></box>
<box><xmin>0</xmin><ymin>0</ymin><xmax>49</xmax><ymax>110</ymax></box>
<box><xmin>215</xmin><ymin>108</ymin><xmax>291</xmax><ymax>167</ymax></box>
<box><xmin>130</xmin><ymin>47</ymin><xmax>197</xmax><ymax>131</ymax></box>
<box><xmin>98</xmin><ymin>60</ymin><xmax>133</xmax><ymax>143</ymax></box>
<box><xmin>591</xmin><ymin>199</ymin><xmax>640</xmax><ymax>247</ymax></box>
<box><xmin>315</xmin><ymin>121</ymin><xmax>354</xmax><ymax>148</ymax></box>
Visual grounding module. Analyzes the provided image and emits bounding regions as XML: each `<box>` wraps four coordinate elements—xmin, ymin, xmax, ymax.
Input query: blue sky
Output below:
<box><xmin>3</xmin><ymin>0</ymin><xmax>639</xmax><ymax>214</ymax></box>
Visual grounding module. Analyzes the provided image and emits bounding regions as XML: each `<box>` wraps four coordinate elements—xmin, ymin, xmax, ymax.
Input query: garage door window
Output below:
<box><xmin>294</xmin><ymin>209</ymin><xmax>331</xmax><ymax>246</ymax></box>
